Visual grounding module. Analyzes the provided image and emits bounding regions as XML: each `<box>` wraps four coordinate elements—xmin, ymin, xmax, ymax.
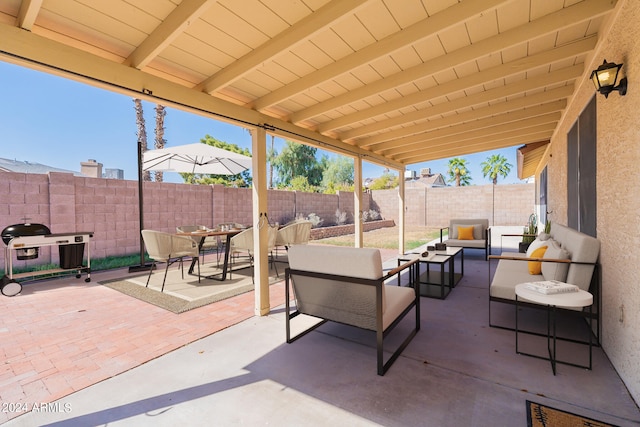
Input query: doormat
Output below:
<box><xmin>527</xmin><ymin>400</ymin><xmax>618</xmax><ymax>427</ymax></box>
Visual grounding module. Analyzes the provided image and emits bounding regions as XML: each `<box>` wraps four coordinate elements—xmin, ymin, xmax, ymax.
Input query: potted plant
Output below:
<box><xmin>519</xmin><ymin>213</ymin><xmax>538</xmax><ymax>253</ymax></box>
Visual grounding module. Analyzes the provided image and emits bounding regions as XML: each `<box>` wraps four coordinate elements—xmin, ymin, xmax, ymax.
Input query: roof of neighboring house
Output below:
<box><xmin>0</xmin><ymin>157</ymin><xmax>82</xmax><ymax>176</ymax></box>
<box><xmin>406</xmin><ymin>173</ymin><xmax>448</xmax><ymax>188</ymax></box>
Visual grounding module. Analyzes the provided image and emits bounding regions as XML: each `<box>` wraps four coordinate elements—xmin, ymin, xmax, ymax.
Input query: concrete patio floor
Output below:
<box><xmin>1</xmin><ymin>228</ymin><xmax>639</xmax><ymax>426</ymax></box>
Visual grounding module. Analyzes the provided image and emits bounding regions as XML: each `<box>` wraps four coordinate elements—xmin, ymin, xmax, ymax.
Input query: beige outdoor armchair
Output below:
<box><xmin>228</xmin><ymin>226</ymin><xmax>278</xmax><ymax>281</ymax></box>
<box><xmin>176</xmin><ymin>225</ymin><xmax>221</xmax><ymax>267</ymax></box>
<box><xmin>285</xmin><ymin>245</ymin><xmax>420</xmax><ymax>375</ymax></box>
<box><xmin>141</xmin><ymin>230</ymin><xmax>200</xmax><ymax>292</ymax></box>
<box><xmin>275</xmin><ymin>220</ymin><xmax>312</xmax><ymax>250</ymax></box>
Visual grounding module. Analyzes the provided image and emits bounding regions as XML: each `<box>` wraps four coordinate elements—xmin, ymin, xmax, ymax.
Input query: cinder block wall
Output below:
<box><xmin>372</xmin><ymin>183</ymin><xmax>534</xmax><ymax>228</ymax></box>
<box><xmin>1</xmin><ymin>172</ymin><xmax>533</xmax><ymax>269</ymax></box>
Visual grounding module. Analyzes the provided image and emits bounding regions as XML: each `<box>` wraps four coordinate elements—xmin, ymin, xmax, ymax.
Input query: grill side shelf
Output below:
<box><xmin>7</xmin><ymin>232</ymin><xmax>93</xmax><ymax>249</ymax></box>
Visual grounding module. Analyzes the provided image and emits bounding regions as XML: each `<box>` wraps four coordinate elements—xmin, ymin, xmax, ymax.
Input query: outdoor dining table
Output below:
<box><xmin>177</xmin><ymin>228</ymin><xmax>243</xmax><ymax>281</ymax></box>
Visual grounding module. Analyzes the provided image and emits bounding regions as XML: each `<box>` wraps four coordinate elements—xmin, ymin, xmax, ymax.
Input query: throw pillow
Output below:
<box><xmin>541</xmin><ymin>239</ymin><xmax>571</xmax><ymax>282</ymax></box>
<box><xmin>458</xmin><ymin>226</ymin><xmax>474</xmax><ymax>240</ymax></box>
<box><xmin>449</xmin><ymin>224</ymin><xmax>461</xmax><ymax>239</ymax></box>
<box><xmin>528</xmin><ymin>246</ymin><xmax>548</xmax><ymax>274</ymax></box>
<box><xmin>526</xmin><ymin>236</ymin><xmax>547</xmax><ymax>257</ymax></box>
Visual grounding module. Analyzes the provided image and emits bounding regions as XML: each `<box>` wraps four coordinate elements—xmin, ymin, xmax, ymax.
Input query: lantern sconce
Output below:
<box><xmin>590</xmin><ymin>59</ymin><xmax>628</xmax><ymax>98</ymax></box>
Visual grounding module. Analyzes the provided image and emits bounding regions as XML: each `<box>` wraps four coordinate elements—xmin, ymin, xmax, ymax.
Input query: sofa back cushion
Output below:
<box><xmin>549</xmin><ymin>223</ymin><xmax>600</xmax><ymax>291</ymax></box>
<box><xmin>541</xmin><ymin>239</ymin><xmax>571</xmax><ymax>281</ymax></box>
<box><xmin>287</xmin><ymin>245</ymin><xmax>384</xmax><ymax>330</ymax></box>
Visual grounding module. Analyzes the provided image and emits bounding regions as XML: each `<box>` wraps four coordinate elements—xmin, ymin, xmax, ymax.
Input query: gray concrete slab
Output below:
<box><xmin>6</xmin><ymin>241</ymin><xmax>639</xmax><ymax>427</ymax></box>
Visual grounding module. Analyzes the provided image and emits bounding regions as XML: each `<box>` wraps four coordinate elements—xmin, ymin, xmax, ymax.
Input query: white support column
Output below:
<box><xmin>398</xmin><ymin>168</ymin><xmax>405</xmax><ymax>255</ymax></box>
<box><xmin>354</xmin><ymin>156</ymin><xmax>363</xmax><ymax>248</ymax></box>
<box><xmin>252</xmin><ymin>126</ymin><xmax>270</xmax><ymax>316</ymax></box>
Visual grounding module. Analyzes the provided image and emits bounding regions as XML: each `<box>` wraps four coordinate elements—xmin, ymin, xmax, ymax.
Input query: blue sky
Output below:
<box><xmin>1</xmin><ymin>61</ymin><xmax>526</xmax><ymax>185</ymax></box>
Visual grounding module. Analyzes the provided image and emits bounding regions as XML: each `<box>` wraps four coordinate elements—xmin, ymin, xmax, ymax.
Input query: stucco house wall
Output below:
<box><xmin>541</xmin><ymin>0</ymin><xmax>640</xmax><ymax>403</ymax></box>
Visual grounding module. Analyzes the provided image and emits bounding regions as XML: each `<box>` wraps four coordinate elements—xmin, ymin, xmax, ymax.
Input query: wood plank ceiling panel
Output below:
<box><xmin>0</xmin><ymin>0</ymin><xmax>619</xmax><ymax>171</ymax></box>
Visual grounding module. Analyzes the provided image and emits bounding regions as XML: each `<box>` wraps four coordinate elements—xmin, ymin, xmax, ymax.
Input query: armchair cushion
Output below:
<box><xmin>287</xmin><ymin>245</ymin><xmax>386</xmax><ymax>313</ymax></box>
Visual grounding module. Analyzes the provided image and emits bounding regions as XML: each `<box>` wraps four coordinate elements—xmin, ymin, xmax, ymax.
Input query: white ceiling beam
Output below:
<box><xmin>0</xmin><ymin>23</ymin><xmax>403</xmax><ymax>170</ymax></box>
<box><xmin>381</xmin><ymin>112</ymin><xmax>560</xmax><ymax>157</ymax></box>
<box><xmin>316</xmin><ymin>36</ymin><xmax>596</xmax><ymax>133</ymax></box>
<box><xmin>377</xmin><ymin>104</ymin><xmax>563</xmax><ymax>155</ymax></box>
<box><xmin>341</xmin><ymin>65</ymin><xmax>582</xmax><ymax>142</ymax></box>
<box><xmin>361</xmin><ymin>86</ymin><xmax>572</xmax><ymax>150</ymax></box>
<box><xmin>16</xmin><ymin>0</ymin><xmax>43</xmax><ymax>30</ymax></box>
<box><xmin>195</xmin><ymin>0</ymin><xmax>371</xmax><ymax>94</ymax></box>
<box><xmin>251</xmin><ymin>0</ymin><xmax>509</xmax><ymax>111</ymax></box>
<box><xmin>395</xmin><ymin>130</ymin><xmax>555</xmax><ymax>164</ymax></box>
<box><xmin>125</xmin><ymin>0</ymin><xmax>216</xmax><ymax>69</ymax></box>
<box><xmin>292</xmin><ymin>0</ymin><xmax>612</xmax><ymax>125</ymax></box>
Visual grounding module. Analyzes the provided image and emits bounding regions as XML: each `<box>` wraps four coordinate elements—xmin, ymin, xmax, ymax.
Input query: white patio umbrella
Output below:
<box><xmin>131</xmin><ymin>142</ymin><xmax>252</xmax><ymax>272</ymax></box>
<box><xmin>143</xmin><ymin>143</ymin><xmax>252</xmax><ymax>175</ymax></box>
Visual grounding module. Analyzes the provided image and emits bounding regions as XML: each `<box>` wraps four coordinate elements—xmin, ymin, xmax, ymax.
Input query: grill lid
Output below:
<box><xmin>1</xmin><ymin>223</ymin><xmax>51</xmax><ymax>245</ymax></box>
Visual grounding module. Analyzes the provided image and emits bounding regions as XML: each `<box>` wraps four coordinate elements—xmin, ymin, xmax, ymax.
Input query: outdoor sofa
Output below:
<box><xmin>285</xmin><ymin>244</ymin><xmax>420</xmax><ymax>375</ymax></box>
<box><xmin>488</xmin><ymin>222</ymin><xmax>600</xmax><ymax>341</ymax></box>
<box><xmin>440</xmin><ymin>218</ymin><xmax>491</xmax><ymax>260</ymax></box>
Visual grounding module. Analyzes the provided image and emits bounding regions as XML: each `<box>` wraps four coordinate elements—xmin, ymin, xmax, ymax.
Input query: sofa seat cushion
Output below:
<box><xmin>446</xmin><ymin>239</ymin><xmax>485</xmax><ymax>248</ymax></box>
<box><xmin>490</xmin><ymin>258</ymin><xmax>543</xmax><ymax>300</ymax></box>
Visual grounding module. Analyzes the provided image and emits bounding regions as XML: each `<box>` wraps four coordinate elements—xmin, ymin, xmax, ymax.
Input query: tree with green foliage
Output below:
<box><xmin>368</xmin><ymin>170</ymin><xmax>399</xmax><ymax>190</ymax></box>
<box><xmin>272</xmin><ymin>140</ymin><xmax>323</xmax><ymax>188</ymax></box>
<box><xmin>289</xmin><ymin>176</ymin><xmax>317</xmax><ymax>192</ymax></box>
<box><xmin>481</xmin><ymin>154</ymin><xmax>513</xmax><ymax>185</ymax></box>
<box><xmin>321</xmin><ymin>156</ymin><xmax>354</xmax><ymax>193</ymax></box>
<box><xmin>447</xmin><ymin>157</ymin><xmax>472</xmax><ymax>186</ymax></box>
<box><xmin>180</xmin><ymin>135</ymin><xmax>252</xmax><ymax>187</ymax></box>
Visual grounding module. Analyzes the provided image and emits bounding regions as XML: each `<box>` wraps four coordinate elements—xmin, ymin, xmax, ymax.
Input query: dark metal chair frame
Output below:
<box><xmin>285</xmin><ymin>259</ymin><xmax>420</xmax><ymax>376</ymax></box>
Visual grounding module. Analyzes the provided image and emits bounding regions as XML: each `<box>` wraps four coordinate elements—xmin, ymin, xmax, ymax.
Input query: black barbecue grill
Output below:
<box><xmin>1</xmin><ymin>223</ymin><xmax>93</xmax><ymax>297</ymax></box>
<box><xmin>2</xmin><ymin>222</ymin><xmax>51</xmax><ymax>260</ymax></box>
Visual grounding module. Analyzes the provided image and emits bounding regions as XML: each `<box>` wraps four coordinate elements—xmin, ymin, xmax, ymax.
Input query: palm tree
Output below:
<box><xmin>133</xmin><ymin>99</ymin><xmax>150</xmax><ymax>182</ymax></box>
<box><xmin>154</xmin><ymin>104</ymin><xmax>166</xmax><ymax>182</ymax></box>
<box><xmin>481</xmin><ymin>154</ymin><xmax>513</xmax><ymax>185</ymax></box>
<box><xmin>447</xmin><ymin>157</ymin><xmax>471</xmax><ymax>186</ymax></box>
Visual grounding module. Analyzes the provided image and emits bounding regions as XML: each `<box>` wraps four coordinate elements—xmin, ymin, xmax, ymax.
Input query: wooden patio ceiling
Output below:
<box><xmin>0</xmin><ymin>0</ymin><xmax>617</xmax><ymax>172</ymax></box>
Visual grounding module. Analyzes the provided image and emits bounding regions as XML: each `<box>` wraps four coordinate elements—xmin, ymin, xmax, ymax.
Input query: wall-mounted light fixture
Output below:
<box><xmin>590</xmin><ymin>59</ymin><xmax>628</xmax><ymax>98</ymax></box>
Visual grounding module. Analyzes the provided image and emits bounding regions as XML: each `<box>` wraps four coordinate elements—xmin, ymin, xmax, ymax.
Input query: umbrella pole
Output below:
<box><xmin>129</xmin><ymin>137</ymin><xmax>153</xmax><ymax>272</ymax></box>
